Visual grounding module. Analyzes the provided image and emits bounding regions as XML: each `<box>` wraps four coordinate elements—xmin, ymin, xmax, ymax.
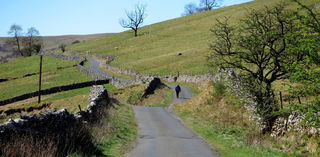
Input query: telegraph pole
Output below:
<box><xmin>38</xmin><ymin>55</ymin><xmax>43</xmax><ymax>104</ymax></box>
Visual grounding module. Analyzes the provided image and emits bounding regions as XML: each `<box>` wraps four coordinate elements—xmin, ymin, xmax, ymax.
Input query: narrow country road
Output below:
<box><xmin>87</xmin><ymin>58</ymin><xmax>131</xmax><ymax>83</ymax></box>
<box><xmin>128</xmin><ymin>85</ymin><xmax>219</xmax><ymax>157</ymax></box>
<box><xmin>168</xmin><ymin>85</ymin><xmax>193</xmax><ymax>105</ymax></box>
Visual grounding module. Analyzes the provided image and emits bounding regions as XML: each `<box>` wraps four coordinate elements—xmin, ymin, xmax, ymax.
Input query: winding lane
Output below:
<box><xmin>87</xmin><ymin>58</ymin><xmax>131</xmax><ymax>83</ymax></box>
<box><xmin>128</xmin><ymin>85</ymin><xmax>219</xmax><ymax>157</ymax></box>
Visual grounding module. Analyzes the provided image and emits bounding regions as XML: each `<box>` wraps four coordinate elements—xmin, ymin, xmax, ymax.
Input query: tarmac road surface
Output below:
<box><xmin>128</xmin><ymin>85</ymin><xmax>219</xmax><ymax>157</ymax></box>
<box><xmin>87</xmin><ymin>58</ymin><xmax>131</xmax><ymax>83</ymax></box>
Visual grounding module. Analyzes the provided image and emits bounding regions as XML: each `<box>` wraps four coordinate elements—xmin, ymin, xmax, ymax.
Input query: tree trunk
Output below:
<box><xmin>15</xmin><ymin>36</ymin><xmax>23</xmax><ymax>56</ymax></box>
<box><xmin>262</xmin><ymin>82</ymin><xmax>278</xmax><ymax>134</ymax></box>
<box><xmin>134</xmin><ymin>29</ymin><xmax>138</xmax><ymax>37</ymax></box>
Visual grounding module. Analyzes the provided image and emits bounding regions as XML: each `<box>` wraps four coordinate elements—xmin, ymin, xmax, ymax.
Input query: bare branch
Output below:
<box><xmin>200</xmin><ymin>0</ymin><xmax>219</xmax><ymax>11</ymax></box>
<box><xmin>119</xmin><ymin>4</ymin><xmax>146</xmax><ymax>37</ymax></box>
<box><xmin>182</xmin><ymin>3</ymin><xmax>198</xmax><ymax>16</ymax></box>
<box><xmin>23</xmin><ymin>27</ymin><xmax>42</xmax><ymax>56</ymax></box>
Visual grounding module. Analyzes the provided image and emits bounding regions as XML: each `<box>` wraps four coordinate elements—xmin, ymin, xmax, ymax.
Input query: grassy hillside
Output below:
<box><xmin>41</xmin><ymin>34</ymin><xmax>109</xmax><ymax>50</ymax></box>
<box><xmin>0</xmin><ymin>33</ymin><xmax>108</xmax><ymax>58</ymax></box>
<box><xmin>0</xmin><ymin>55</ymin><xmax>78</xmax><ymax>78</ymax></box>
<box><xmin>66</xmin><ymin>0</ymin><xmax>320</xmax><ymax>76</ymax></box>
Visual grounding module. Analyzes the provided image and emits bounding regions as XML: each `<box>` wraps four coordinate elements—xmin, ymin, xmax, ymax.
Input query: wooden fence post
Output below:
<box><xmin>38</xmin><ymin>55</ymin><xmax>43</xmax><ymax>104</ymax></box>
<box><xmin>280</xmin><ymin>91</ymin><xmax>283</xmax><ymax>109</ymax></box>
<box><xmin>298</xmin><ymin>96</ymin><xmax>301</xmax><ymax>104</ymax></box>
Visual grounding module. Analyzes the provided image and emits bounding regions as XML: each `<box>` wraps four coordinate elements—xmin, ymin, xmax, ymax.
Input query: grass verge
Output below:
<box><xmin>92</xmin><ymin>103</ymin><xmax>136</xmax><ymax>157</ymax></box>
<box><xmin>83</xmin><ymin>59</ymin><xmax>90</xmax><ymax>69</ymax></box>
<box><xmin>173</xmin><ymin>82</ymin><xmax>299</xmax><ymax>157</ymax></box>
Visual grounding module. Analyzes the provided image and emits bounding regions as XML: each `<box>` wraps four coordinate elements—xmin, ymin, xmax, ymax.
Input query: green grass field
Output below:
<box><xmin>65</xmin><ymin>0</ymin><xmax>320</xmax><ymax>76</ymax></box>
<box><xmin>93</xmin><ymin>103</ymin><xmax>136</xmax><ymax>157</ymax></box>
<box><xmin>0</xmin><ymin>56</ymin><xmax>92</xmax><ymax>101</ymax></box>
<box><xmin>0</xmin><ymin>55</ymin><xmax>78</xmax><ymax>78</ymax></box>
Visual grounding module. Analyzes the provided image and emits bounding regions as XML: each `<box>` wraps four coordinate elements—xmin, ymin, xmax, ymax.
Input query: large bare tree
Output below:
<box><xmin>200</xmin><ymin>0</ymin><xmax>218</xmax><ymax>11</ymax></box>
<box><xmin>7</xmin><ymin>24</ymin><xmax>23</xmax><ymax>56</ymax></box>
<box><xmin>23</xmin><ymin>27</ymin><xmax>42</xmax><ymax>56</ymax></box>
<box><xmin>120</xmin><ymin>4</ymin><xmax>146</xmax><ymax>37</ymax></box>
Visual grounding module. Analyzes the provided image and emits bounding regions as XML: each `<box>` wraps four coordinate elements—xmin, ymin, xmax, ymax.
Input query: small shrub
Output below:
<box><xmin>59</xmin><ymin>44</ymin><xmax>67</xmax><ymax>52</ymax></box>
<box><xmin>291</xmin><ymin>99</ymin><xmax>320</xmax><ymax>128</ymax></box>
<box><xmin>212</xmin><ymin>80</ymin><xmax>227</xmax><ymax>99</ymax></box>
<box><xmin>72</xmin><ymin>40</ymin><xmax>80</xmax><ymax>44</ymax></box>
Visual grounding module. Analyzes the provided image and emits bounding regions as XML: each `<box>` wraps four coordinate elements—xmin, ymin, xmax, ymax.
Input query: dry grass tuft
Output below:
<box><xmin>0</xmin><ymin>124</ymin><xmax>99</xmax><ymax>157</ymax></box>
<box><xmin>1</xmin><ymin>134</ymin><xmax>57</xmax><ymax>157</ymax></box>
<box><xmin>174</xmin><ymin>83</ymin><xmax>250</xmax><ymax>128</ymax></box>
<box><xmin>110</xmin><ymin>84</ymin><xmax>146</xmax><ymax>105</ymax></box>
<box><xmin>137</xmin><ymin>85</ymin><xmax>171</xmax><ymax>107</ymax></box>
<box><xmin>1</xmin><ymin>102</ymin><xmax>51</xmax><ymax>116</ymax></box>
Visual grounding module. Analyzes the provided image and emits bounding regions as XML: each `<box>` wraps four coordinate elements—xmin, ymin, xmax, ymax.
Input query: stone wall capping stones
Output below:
<box><xmin>0</xmin><ymin>85</ymin><xmax>110</xmax><ymax>140</ymax></box>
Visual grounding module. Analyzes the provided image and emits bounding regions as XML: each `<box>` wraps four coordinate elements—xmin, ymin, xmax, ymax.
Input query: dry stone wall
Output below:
<box><xmin>133</xmin><ymin>77</ymin><xmax>164</xmax><ymax>105</ymax></box>
<box><xmin>0</xmin><ymin>85</ymin><xmax>110</xmax><ymax>142</ymax></box>
<box><xmin>0</xmin><ymin>53</ymin><xmax>19</xmax><ymax>64</ymax></box>
<box><xmin>216</xmin><ymin>69</ymin><xmax>320</xmax><ymax>136</ymax></box>
<box><xmin>0</xmin><ymin>80</ymin><xmax>109</xmax><ymax>106</ymax></box>
<box><xmin>77</xmin><ymin>59</ymin><xmax>107</xmax><ymax>80</ymax></box>
<box><xmin>40</xmin><ymin>51</ymin><xmax>83</xmax><ymax>61</ymax></box>
<box><xmin>104</xmin><ymin>64</ymin><xmax>215</xmax><ymax>83</ymax></box>
<box><xmin>271</xmin><ymin>112</ymin><xmax>320</xmax><ymax>137</ymax></box>
<box><xmin>141</xmin><ymin>77</ymin><xmax>163</xmax><ymax>98</ymax></box>
<box><xmin>64</xmin><ymin>51</ymin><xmax>115</xmax><ymax>64</ymax></box>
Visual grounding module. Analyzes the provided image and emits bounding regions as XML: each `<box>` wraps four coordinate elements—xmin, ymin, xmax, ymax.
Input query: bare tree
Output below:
<box><xmin>200</xmin><ymin>0</ymin><xmax>218</xmax><ymax>11</ymax></box>
<box><xmin>119</xmin><ymin>4</ymin><xmax>146</xmax><ymax>37</ymax></box>
<box><xmin>23</xmin><ymin>27</ymin><xmax>42</xmax><ymax>56</ymax></box>
<box><xmin>7</xmin><ymin>24</ymin><xmax>23</xmax><ymax>56</ymax></box>
<box><xmin>182</xmin><ymin>3</ymin><xmax>198</xmax><ymax>16</ymax></box>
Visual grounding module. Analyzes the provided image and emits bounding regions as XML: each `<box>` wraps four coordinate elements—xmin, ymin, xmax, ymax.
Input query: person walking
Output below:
<box><xmin>175</xmin><ymin>84</ymin><xmax>181</xmax><ymax>98</ymax></box>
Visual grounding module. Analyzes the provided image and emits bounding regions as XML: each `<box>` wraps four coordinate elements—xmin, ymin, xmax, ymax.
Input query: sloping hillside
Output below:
<box><xmin>0</xmin><ymin>33</ymin><xmax>109</xmax><ymax>58</ymax></box>
<box><xmin>41</xmin><ymin>34</ymin><xmax>109</xmax><ymax>50</ymax></box>
<box><xmin>66</xmin><ymin>0</ymin><xmax>320</xmax><ymax>76</ymax></box>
